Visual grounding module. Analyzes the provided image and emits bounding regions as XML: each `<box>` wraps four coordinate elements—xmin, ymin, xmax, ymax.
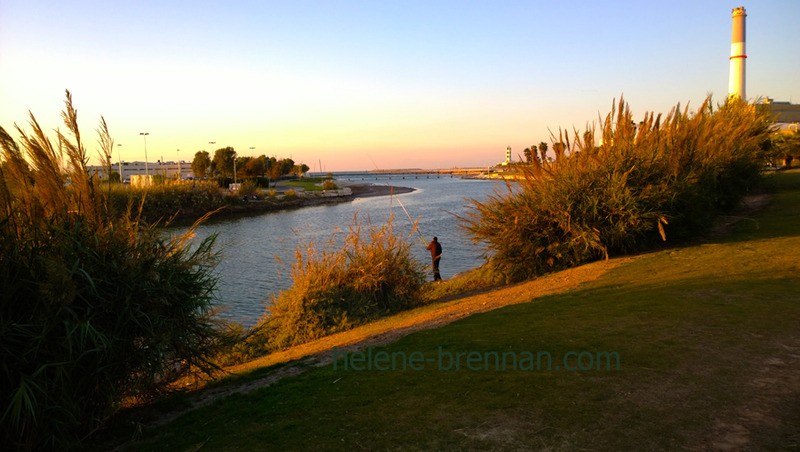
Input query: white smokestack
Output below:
<box><xmin>728</xmin><ymin>7</ymin><xmax>747</xmax><ymax>99</ymax></box>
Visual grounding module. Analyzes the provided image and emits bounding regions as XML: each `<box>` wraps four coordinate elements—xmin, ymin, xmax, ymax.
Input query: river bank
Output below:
<box><xmin>333</xmin><ymin>180</ymin><xmax>415</xmax><ymax>198</ymax></box>
<box><xmin>173</xmin><ymin>181</ymin><xmax>415</xmax><ymax>223</ymax></box>
<box><xmin>102</xmin><ymin>172</ymin><xmax>800</xmax><ymax>451</ymax></box>
<box><xmin>165</xmin><ymin>176</ymin><xmax>498</xmax><ymax>326</ymax></box>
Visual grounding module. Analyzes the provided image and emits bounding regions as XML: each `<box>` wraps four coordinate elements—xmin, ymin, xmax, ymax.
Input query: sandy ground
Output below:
<box><xmin>335</xmin><ymin>179</ymin><xmax>415</xmax><ymax>198</ymax></box>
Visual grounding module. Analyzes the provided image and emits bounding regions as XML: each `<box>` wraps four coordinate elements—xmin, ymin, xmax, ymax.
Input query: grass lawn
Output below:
<box><xmin>118</xmin><ymin>171</ymin><xmax>800</xmax><ymax>451</ymax></box>
<box><xmin>281</xmin><ymin>177</ymin><xmax>332</xmax><ymax>192</ymax></box>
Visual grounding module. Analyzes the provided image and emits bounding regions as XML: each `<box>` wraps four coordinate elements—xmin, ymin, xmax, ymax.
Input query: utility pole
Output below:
<box><xmin>117</xmin><ymin>143</ymin><xmax>123</xmax><ymax>181</ymax></box>
<box><xmin>139</xmin><ymin>132</ymin><xmax>150</xmax><ymax>176</ymax></box>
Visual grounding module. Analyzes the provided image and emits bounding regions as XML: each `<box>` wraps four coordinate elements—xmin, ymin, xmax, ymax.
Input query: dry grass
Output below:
<box><xmin>0</xmin><ymin>91</ymin><xmax>220</xmax><ymax>450</ymax></box>
<box><xmin>233</xmin><ymin>214</ymin><xmax>426</xmax><ymax>360</ymax></box>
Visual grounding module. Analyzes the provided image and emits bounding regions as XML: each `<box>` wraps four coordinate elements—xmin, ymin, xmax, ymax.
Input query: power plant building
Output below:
<box><xmin>726</xmin><ymin>7</ymin><xmax>798</xmax><ymax>131</ymax></box>
<box><xmin>764</xmin><ymin>98</ymin><xmax>800</xmax><ymax>132</ymax></box>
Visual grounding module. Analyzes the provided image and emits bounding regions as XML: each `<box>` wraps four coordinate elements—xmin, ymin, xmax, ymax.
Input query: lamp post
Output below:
<box><xmin>177</xmin><ymin>149</ymin><xmax>181</xmax><ymax>180</ymax></box>
<box><xmin>139</xmin><ymin>132</ymin><xmax>150</xmax><ymax>176</ymax></box>
<box><xmin>117</xmin><ymin>143</ymin><xmax>123</xmax><ymax>182</ymax></box>
<box><xmin>234</xmin><ymin>156</ymin><xmax>238</xmax><ymax>184</ymax></box>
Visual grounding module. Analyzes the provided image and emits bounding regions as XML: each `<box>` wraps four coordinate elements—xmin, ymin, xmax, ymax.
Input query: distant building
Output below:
<box><xmin>87</xmin><ymin>160</ymin><xmax>193</xmax><ymax>181</ymax></box>
<box><xmin>763</xmin><ymin>98</ymin><xmax>800</xmax><ymax>131</ymax></box>
<box><xmin>498</xmin><ymin>146</ymin><xmax>512</xmax><ymax>167</ymax></box>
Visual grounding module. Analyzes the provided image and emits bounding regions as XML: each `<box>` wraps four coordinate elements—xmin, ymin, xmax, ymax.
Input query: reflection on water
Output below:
<box><xmin>166</xmin><ymin>175</ymin><xmax>501</xmax><ymax>327</ymax></box>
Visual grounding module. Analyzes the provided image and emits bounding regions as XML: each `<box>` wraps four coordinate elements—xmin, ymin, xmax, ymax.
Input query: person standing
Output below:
<box><xmin>426</xmin><ymin>237</ymin><xmax>442</xmax><ymax>281</ymax></box>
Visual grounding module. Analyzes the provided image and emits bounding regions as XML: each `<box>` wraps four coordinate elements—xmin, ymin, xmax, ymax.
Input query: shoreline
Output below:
<box><xmin>169</xmin><ymin>182</ymin><xmax>416</xmax><ymax>224</ymax></box>
<box><xmin>334</xmin><ymin>180</ymin><xmax>415</xmax><ymax>198</ymax></box>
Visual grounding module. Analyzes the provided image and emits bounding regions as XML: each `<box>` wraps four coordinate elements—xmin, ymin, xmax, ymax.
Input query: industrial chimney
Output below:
<box><xmin>728</xmin><ymin>7</ymin><xmax>747</xmax><ymax>99</ymax></box>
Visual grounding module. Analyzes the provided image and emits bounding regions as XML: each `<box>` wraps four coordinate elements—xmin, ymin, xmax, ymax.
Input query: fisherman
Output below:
<box><xmin>426</xmin><ymin>237</ymin><xmax>443</xmax><ymax>281</ymax></box>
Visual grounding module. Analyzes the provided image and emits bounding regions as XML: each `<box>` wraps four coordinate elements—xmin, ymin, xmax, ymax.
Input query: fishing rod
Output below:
<box><xmin>368</xmin><ymin>156</ymin><xmax>428</xmax><ymax>246</ymax></box>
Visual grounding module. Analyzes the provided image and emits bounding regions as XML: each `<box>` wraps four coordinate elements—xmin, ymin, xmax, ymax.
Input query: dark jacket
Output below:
<box><xmin>426</xmin><ymin>239</ymin><xmax>442</xmax><ymax>260</ymax></box>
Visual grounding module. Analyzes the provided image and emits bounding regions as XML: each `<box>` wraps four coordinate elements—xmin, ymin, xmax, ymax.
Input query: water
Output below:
<box><xmin>166</xmin><ymin>174</ymin><xmax>501</xmax><ymax>327</ymax></box>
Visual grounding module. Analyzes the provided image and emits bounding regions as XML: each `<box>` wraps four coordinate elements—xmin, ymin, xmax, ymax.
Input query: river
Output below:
<box><xmin>167</xmin><ymin>173</ymin><xmax>502</xmax><ymax>327</ymax></box>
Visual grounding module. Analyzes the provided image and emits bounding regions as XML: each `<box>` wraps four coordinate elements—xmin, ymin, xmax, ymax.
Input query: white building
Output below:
<box><xmin>88</xmin><ymin>161</ymin><xmax>193</xmax><ymax>181</ymax></box>
<box><xmin>498</xmin><ymin>146</ymin><xmax>512</xmax><ymax>166</ymax></box>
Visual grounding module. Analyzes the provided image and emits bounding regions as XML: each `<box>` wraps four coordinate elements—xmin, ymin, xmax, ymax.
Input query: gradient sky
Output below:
<box><xmin>2</xmin><ymin>1</ymin><xmax>798</xmax><ymax>171</ymax></box>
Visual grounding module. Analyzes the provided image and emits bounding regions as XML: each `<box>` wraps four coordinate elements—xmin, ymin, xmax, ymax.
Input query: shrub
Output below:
<box><xmin>248</xmin><ymin>215</ymin><xmax>426</xmax><ymax>353</ymax></box>
<box><xmin>239</xmin><ymin>179</ymin><xmax>259</xmax><ymax>197</ymax></box>
<box><xmin>770</xmin><ymin>128</ymin><xmax>800</xmax><ymax>167</ymax></box>
<box><xmin>107</xmin><ymin>180</ymin><xmax>226</xmax><ymax>222</ymax></box>
<box><xmin>460</xmin><ymin>96</ymin><xmax>774</xmax><ymax>283</ymax></box>
<box><xmin>0</xmin><ymin>92</ymin><xmax>220</xmax><ymax>450</ymax></box>
<box><xmin>322</xmin><ymin>179</ymin><xmax>337</xmax><ymax>190</ymax></box>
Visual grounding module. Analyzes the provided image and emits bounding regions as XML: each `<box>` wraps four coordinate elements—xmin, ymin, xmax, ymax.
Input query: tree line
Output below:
<box><xmin>191</xmin><ymin>146</ymin><xmax>309</xmax><ymax>180</ymax></box>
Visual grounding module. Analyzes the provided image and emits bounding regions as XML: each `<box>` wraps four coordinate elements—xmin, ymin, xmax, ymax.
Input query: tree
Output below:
<box><xmin>212</xmin><ymin>147</ymin><xmax>237</xmax><ymax>178</ymax></box>
<box><xmin>293</xmin><ymin>163</ymin><xmax>310</xmax><ymax>176</ymax></box>
<box><xmin>241</xmin><ymin>156</ymin><xmax>266</xmax><ymax>178</ymax></box>
<box><xmin>279</xmin><ymin>158</ymin><xmax>295</xmax><ymax>177</ymax></box>
<box><xmin>192</xmin><ymin>151</ymin><xmax>211</xmax><ymax>178</ymax></box>
<box><xmin>236</xmin><ymin>156</ymin><xmax>251</xmax><ymax>178</ymax></box>
<box><xmin>523</xmin><ymin>148</ymin><xmax>533</xmax><ymax>163</ymax></box>
<box><xmin>258</xmin><ymin>155</ymin><xmax>271</xmax><ymax>175</ymax></box>
<box><xmin>267</xmin><ymin>158</ymin><xmax>283</xmax><ymax>182</ymax></box>
<box><xmin>538</xmin><ymin>142</ymin><xmax>548</xmax><ymax>162</ymax></box>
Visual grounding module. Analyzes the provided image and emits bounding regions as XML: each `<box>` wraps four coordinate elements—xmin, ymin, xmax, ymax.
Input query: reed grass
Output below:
<box><xmin>460</xmin><ymin>96</ymin><xmax>774</xmax><ymax>282</ymax></box>
<box><xmin>241</xmin><ymin>215</ymin><xmax>426</xmax><ymax>357</ymax></box>
<box><xmin>106</xmin><ymin>180</ymin><xmax>227</xmax><ymax>223</ymax></box>
<box><xmin>0</xmin><ymin>92</ymin><xmax>220</xmax><ymax>450</ymax></box>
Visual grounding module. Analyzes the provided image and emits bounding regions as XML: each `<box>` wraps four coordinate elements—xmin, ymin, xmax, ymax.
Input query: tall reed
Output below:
<box><xmin>106</xmin><ymin>179</ymin><xmax>227</xmax><ymax>222</ymax></box>
<box><xmin>244</xmin><ymin>214</ymin><xmax>425</xmax><ymax>355</ymax></box>
<box><xmin>0</xmin><ymin>92</ymin><xmax>220</xmax><ymax>450</ymax></box>
<box><xmin>460</xmin><ymin>96</ymin><xmax>774</xmax><ymax>282</ymax></box>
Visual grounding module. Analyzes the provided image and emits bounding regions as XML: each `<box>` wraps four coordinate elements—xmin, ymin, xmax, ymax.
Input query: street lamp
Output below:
<box><xmin>117</xmin><ymin>143</ymin><xmax>123</xmax><ymax>182</ymax></box>
<box><xmin>176</xmin><ymin>149</ymin><xmax>181</xmax><ymax>180</ymax></box>
<box><xmin>139</xmin><ymin>132</ymin><xmax>150</xmax><ymax>176</ymax></box>
<box><xmin>234</xmin><ymin>156</ymin><xmax>238</xmax><ymax>184</ymax></box>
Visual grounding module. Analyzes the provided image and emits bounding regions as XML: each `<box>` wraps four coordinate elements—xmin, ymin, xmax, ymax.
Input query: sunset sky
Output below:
<box><xmin>2</xmin><ymin>1</ymin><xmax>799</xmax><ymax>172</ymax></box>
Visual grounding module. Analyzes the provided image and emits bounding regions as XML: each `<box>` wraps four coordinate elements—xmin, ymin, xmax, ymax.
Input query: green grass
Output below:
<box><xmin>281</xmin><ymin>177</ymin><xmax>333</xmax><ymax>192</ymax></box>
<box><xmin>118</xmin><ymin>171</ymin><xmax>800</xmax><ymax>451</ymax></box>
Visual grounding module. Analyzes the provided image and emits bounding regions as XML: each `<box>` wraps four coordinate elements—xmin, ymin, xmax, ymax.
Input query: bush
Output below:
<box><xmin>460</xmin><ymin>96</ymin><xmax>774</xmax><ymax>283</ymax></box>
<box><xmin>239</xmin><ymin>179</ymin><xmax>259</xmax><ymax>197</ymax></box>
<box><xmin>0</xmin><ymin>92</ymin><xmax>220</xmax><ymax>450</ymax></box>
<box><xmin>247</xmin><ymin>215</ymin><xmax>425</xmax><ymax>353</ymax></box>
<box><xmin>107</xmin><ymin>180</ymin><xmax>226</xmax><ymax>222</ymax></box>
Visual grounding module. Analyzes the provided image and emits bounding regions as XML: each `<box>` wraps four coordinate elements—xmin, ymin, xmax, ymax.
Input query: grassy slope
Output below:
<box><xmin>126</xmin><ymin>171</ymin><xmax>800</xmax><ymax>451</ymax></box>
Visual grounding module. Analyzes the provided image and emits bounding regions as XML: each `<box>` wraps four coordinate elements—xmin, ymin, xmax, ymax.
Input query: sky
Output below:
<box><xmin>1</xmin><ymin>1</ymin><xmax>799</xmax><ymax>172</ymax></box>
